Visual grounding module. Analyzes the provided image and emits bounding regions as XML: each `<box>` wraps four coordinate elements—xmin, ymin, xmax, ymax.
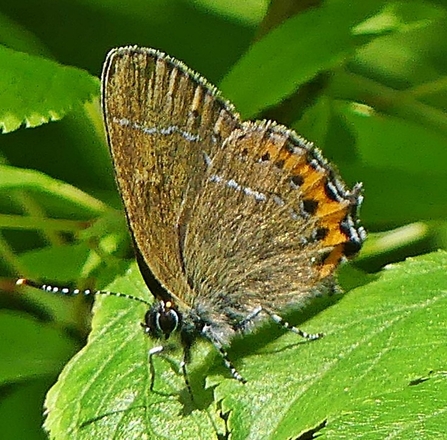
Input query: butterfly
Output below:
<box><xmin>18</xmin><ymin>46</ymin><xmax>365</xmax><ymax>394</ymax></box>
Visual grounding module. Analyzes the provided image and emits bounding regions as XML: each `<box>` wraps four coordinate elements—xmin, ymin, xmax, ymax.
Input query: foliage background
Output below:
<box><xmin>0</xmin><ymin>0</ymin><xmax>447</xmax><ymax>438</ymax></box>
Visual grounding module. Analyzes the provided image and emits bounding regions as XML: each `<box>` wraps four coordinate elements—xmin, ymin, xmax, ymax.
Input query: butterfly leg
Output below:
<box><xmin>180</xmin><ymin>344</ymin><xmax>195</xmax><ymax>401</ymax></box>
<box><xmin>201</xmin><ymin>327</ymin><xmax>247</xmax><ymax>384</ymax></box>
<box><xmin>148</xmin><ymin>345</ymin><xmax>164</xmax><ymax>390</ymax></box>
<box><xmin>236</xmin><ymin>306</ymin><xmax>263</xmax><ymax>331</ymax></box>
<box><xmin>148</xmin><ymin>342</ymin><xmax>195</xmax><ymax>399</ymax></box>
<box><xmin>263</xmin><ymin>309</ymin><xmax>323</xmax><ymax>340</ymax></box>
<box><xmin>237</xmin><ymin>306</ymin><xmax>323</xmax><ymax>340</ymax></box>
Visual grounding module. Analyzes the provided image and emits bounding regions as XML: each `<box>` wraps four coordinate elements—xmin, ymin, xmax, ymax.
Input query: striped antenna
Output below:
<box><xmin>16</xmin><ymin>278</ymin><xmax>152</xmax><ymax>307</ymax></box>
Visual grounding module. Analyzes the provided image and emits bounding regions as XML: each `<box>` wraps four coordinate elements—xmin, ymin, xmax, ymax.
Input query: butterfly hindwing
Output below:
<box><xmin>183</xmin><ymin>120</ymin><xmax>363</xmax><ymax>320</ymax></box>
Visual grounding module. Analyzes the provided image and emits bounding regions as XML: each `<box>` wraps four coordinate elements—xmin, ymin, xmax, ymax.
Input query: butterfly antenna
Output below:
<box><xmin>16</xmin><ymin>278</ymin><xmax>152</xmax><ymax>306</ymax></box>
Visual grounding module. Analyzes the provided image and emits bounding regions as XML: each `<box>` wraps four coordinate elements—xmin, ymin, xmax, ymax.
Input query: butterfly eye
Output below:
<box><xmin>142</xmin><ymin>302</ymin><xmax>181</xmax><ymax>340</ymax></box>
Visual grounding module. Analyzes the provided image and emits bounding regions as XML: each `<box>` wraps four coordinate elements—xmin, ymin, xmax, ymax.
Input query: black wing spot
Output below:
<box><xmin>291</xmin><ymin>174</ymin><xmax>304</xmax><ymax>187</ymax></box>
<box><xmin>302</xmin><ymin>199</ymin><xmax>319</xmax><ymax>215</ymax></box>
<box><xmin>260</xmin><ymin>152</ymin><xmax>270</xmax><ymax>161</ymax></box>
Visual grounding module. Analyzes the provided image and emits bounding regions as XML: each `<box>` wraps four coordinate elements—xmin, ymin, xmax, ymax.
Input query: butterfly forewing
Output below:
<box><xmin>101</xmin><ymin>47</ymin><xmax>240</xmax><ymax>305</ymax></box>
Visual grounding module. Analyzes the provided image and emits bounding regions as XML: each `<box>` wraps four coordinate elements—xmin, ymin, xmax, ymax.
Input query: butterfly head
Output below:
<box><xmin>142</xmin><ymin>300</ymin><xmax>182</xmax><ymax>340</ymax></box>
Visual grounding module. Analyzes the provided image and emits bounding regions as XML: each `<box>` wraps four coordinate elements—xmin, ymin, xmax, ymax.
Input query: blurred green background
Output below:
<box><xmin>1</xmin><ymin>0</ymin><xmax>447</xmax><ymax>438</ymax></box>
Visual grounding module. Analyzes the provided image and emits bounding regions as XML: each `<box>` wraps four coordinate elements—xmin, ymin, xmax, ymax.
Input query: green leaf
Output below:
<box><xmin>339</xmin><ymin>164</ymin><xmax>447</xmax><ymax>227</ymax></box>
<box><xmin>19</xmin><ymin>243</ymin><xmax>103</xmax><ymax>284</ymax></box>
<box><xmin>216</xmin><ymin>251</ymin><xmax>447</xmax><ymax>439</ymax></box>
<box><xmin>219</xmin><ymin>1</ymin><xmax>386</xmax><ymax>118</ymax></box>
<box><xmin>0</xmin><ymin>311</ymin><xmax>78</xmax><ymax>385</ymax></box>
<box><xmin>0</xmin><ymin>164</ymin><xmax>108</xmax><ymax>215</ymax></box>
<box><xmin>0</xmin><ymin>379</ymin><xmax>54</xmax><ymax>440</ymax></box>
<box><xmin>43</xmin><ymin>265</ymin><xmax>224</xmax><ymax>439</ymax></box>
<box><xmin>188</xmin><ymin>0</ymin><xmax>268</xmax><ymax>25</ymax></box>
<box><xmin>353</xmin><ymin>0</ymin><xmax>445</xmax><ymax>35</ymax></box>
<box><xmin>219</xmin><ymin>0</ymin><xmax>445</xmax><ymax>122</ymax></box>
<box><xmin>43</xmin><ymin>251</ymin><xmax>447</xmax><ymax>438</ymax></box>
<box><xmin>337</xmin><ymin>102</ymin><xmax>447</xmax><ymax>175</ymax></box>
<box><xmin>0</xmin><ymin>45</ymin><xmax>99</xmax><ymax>133</ymax></box>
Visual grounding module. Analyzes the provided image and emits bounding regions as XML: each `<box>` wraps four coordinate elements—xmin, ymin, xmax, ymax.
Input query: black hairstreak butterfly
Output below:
<box><xmin>18</xmin><ymin>46</ymin><xmax>365</xmax><ymax>393</ymax></box>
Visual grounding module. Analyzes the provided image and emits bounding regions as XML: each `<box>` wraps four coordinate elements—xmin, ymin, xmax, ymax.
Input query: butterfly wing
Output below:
<box><xmin>183</xmin><ymin>120</ymin><xmax>364</xmax><ymax>319</ymax></box>
<box><xmin>102</xmin><ymin>46</ymin><xmax>240</xmax><ymax>304</ymax></box>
